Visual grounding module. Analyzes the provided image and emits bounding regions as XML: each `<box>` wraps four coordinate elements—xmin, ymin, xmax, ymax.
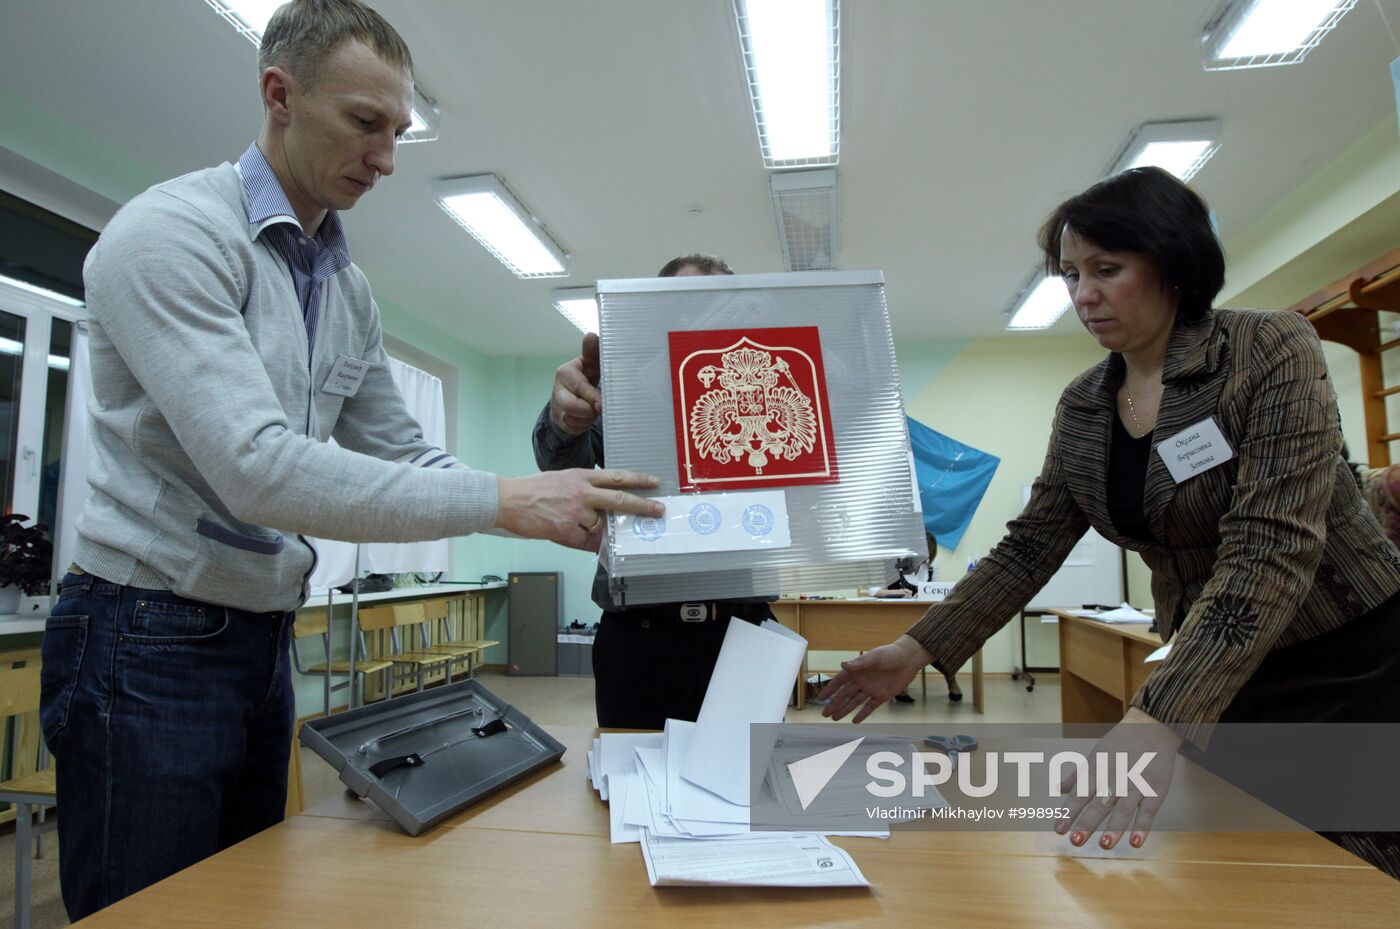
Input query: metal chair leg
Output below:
<box><xmin>16</xmin><ymin>800</ymin><xmax>33</xmax><ymax>929</ymax></box>
<box><xmin>35</xmin><ymin>804</ymin><xmax>45</xmax><ymax>858</ymax></box>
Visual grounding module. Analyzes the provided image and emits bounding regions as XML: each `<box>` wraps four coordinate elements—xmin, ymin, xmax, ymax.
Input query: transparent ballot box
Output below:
<box><xmin>597</xmin><ymin>270</ymin><xmax>927</xmax><ymax>606</ymax></box>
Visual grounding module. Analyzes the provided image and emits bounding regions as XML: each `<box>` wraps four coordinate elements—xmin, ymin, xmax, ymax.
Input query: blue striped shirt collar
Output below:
<box><xmin>236</xmin><ymin>142</ymin><xmax>350</xmax><ymax>263</ymax></box>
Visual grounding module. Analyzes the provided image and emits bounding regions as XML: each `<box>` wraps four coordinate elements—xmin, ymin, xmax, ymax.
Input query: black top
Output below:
<box><xmin>1108</xmin><ymin>414</ymin><xmax>1156</xmax><ymax>544</ymax></box>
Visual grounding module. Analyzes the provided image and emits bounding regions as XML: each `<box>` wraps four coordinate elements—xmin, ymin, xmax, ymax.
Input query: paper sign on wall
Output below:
<box><xmin>668</xmin><ymin>327</ymin><xmax>839</xmax><ymax>493</ymax></box>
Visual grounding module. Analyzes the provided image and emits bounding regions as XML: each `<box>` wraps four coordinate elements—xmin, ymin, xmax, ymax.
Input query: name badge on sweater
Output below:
<box><xmin>1156</xmin><ymin>417</ymin><xmax>1233</xmax><ymax>484</ymax></box>
<box><xmin>323</xmin><ymin>354</ymin><xmax>369</xmax><ymax>397</ymax></box>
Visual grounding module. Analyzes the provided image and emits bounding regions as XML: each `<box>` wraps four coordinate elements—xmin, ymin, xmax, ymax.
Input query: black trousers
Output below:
<box><xmin>1209</xmin><ymin>589</ymin><xmax>1400</xmax><ymax>879</ymax></box>
<box><xmin>591</xmin><ymin>601</ymin><xmax>774</xmax><ymax>730</ymax></box>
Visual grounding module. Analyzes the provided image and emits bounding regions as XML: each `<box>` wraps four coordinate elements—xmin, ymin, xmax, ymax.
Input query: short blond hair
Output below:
<box><xmin>258</xmin><ymin>0</ymin><xmax>413</xmax><ymax>89</ymax></box>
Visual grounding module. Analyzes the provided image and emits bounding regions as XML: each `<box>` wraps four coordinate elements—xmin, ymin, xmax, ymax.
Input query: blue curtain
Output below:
<box><xmin>906</xmin><ymin>415</ymin><xmax>1000</xmax><ymax>550</ymax></box>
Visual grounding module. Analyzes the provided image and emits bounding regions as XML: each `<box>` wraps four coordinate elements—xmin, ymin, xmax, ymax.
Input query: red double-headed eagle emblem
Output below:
<box><xmin>668</xmin><ymin>326</ymin><xmax>839</xmax><ymax>492</ymax></box>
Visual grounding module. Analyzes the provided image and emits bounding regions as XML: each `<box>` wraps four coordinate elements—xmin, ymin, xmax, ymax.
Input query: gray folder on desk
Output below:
<box><xmin>300</xmin><ymin>679</ymin><xmax>566</xmax><ymax>835</ymax></box>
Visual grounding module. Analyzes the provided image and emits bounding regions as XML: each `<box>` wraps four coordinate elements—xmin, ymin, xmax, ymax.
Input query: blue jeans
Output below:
<box><xmin>39</xmin><ymin>572</ymin><xmax>295</xmax><ymax>921</ymax></box>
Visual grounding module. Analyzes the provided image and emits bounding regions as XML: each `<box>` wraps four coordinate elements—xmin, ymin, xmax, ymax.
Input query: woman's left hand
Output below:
<box><xmin>1054</xmin><ymin>707</ymin><xmax>1183</xmax><ymax>850</ymax></box>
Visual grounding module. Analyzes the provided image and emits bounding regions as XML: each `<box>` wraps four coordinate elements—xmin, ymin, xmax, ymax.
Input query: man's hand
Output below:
<box><xmin>496</xmin><ymin>468</ymin><xmax>664</xmax><ymax>551</ymax></box>
<box><xmin>550</xmin><ymin>333</ymin><xmax>602</xmax><ymax>436</ymax></box>
<box><xmin>818</xmin><ymin>635</ymin><xmax>934</xmax><ymax>723</ymax></box>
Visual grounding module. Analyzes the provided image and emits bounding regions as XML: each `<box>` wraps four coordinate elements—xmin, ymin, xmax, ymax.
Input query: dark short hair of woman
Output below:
<box><xmin>1037</xmin><ymin>166</ymin><xmax>1226</xmax><ymax>324</ymax></box>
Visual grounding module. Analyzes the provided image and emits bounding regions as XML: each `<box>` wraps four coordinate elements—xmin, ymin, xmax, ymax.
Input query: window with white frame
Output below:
<box><xmin>1</xmin><ymin>275</ymin><xmax>84</xmax><ymax>609</ymax></box>
<box><xmin>0</xmin><ymin>187</ymin><xmax>96</xmax><ymax>614</ymax></box>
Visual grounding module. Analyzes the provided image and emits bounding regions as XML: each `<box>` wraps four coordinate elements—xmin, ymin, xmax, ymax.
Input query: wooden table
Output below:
<box><xmin>1049</xmin><ymin>609</ymin><xmax>1163</xmax><ymax>724</ymax></box>
<box><xmin>72</xmin><ymin>726</ymin><xmax>1400</xmax><ymax>927</ymax></box>
<box><xmin>771</xmin><ymin>599</ymin><xmax>983</xmax><ymax>713</ymax></box>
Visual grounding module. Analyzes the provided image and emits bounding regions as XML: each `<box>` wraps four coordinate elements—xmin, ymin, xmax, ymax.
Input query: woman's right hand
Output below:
<box><xmin>818</xmin><ymin>635</ymin><xmax>934</xmax><ymax>723</ymax></box>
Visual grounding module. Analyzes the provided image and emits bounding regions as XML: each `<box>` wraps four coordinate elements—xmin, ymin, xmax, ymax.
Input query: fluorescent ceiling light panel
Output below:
<box><xmin>553</xmin><ymin>287</ymin><xmax>599</xmax><ymax>335</ymax></box>
<box><xmin>1203</xmin><ymin>0</ymin><xmax>1358</xmax><ymax>70</ymax></box>
<box><xmin>204</xmin><ymin>0</ymin><xmax>439</xmax><ymax>142</ymax></box>
<box><xmin>733</xmin><ymin>0</ymin><xmax>840</xmax><ymax>168</ymax></box>
<box><xmin>0</xmin><ymin>273</ymin><xmax>84</xmax><ymax>307</ymax></box>
<box><xmin>1006</xmin><ymin>275</ymin><xmax>1072</xmax><ymax>331</ymax></box>
<box><xmin>770</xmin><ymin>168</ymin><xmax>838</xmax><ymax>270</ymax></box>
<box><xmin>1109</xmin><ymin>120</ymin><xmax>1222</xmax><ymax>182</ymax></box>
<box><xmin>433</xmin><ymin>175</ymin><xmax>568</xmax><ymax>279</ymax></box>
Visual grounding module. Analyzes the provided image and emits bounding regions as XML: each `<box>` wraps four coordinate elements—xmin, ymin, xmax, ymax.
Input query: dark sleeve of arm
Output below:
<box><xmin>904</xmin><ymin>406</ymin><xmax>1091</xmax><ymax>669</ymax></box>
<box><xmin>1131</xmin><ymin>312</ymin><xmax>1339</xmax><ymax>736</ymax></box>
<box><xmin>532</xmin><ymin>402</ymin><xmax>604</xmax><ymax>471</ymax></box>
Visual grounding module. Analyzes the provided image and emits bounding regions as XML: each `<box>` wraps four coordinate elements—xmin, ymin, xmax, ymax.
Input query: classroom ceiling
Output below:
<box><xmin>3</xmin><ymin>0</ymin><xmax>1399</xmax><ymax>355</ymax></box>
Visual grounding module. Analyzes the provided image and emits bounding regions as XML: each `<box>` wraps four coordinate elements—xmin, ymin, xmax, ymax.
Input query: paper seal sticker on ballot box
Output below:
<box><xmin>596</xmin><ymin>271</ymin><xmax>927</xmax><ymax>607</ymax></box>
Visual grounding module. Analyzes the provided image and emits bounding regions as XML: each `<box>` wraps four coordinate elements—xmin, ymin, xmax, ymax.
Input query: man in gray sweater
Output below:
<box><xmin>39</xmin><ymin>1</ymin><xmax>660</xmax><ymax>920</ymax></box>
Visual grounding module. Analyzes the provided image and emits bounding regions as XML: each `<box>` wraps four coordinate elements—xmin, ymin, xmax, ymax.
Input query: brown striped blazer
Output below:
<box><xmin>908</xmin><ymin>308</ymin><xmax>1400</xmax><ymax>729</ymax></box>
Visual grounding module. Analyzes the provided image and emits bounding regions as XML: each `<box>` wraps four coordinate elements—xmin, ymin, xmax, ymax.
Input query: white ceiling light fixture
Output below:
<box><xmin>553</xmin><ymin>287</ymin><xmax>599</xmax><ymax>335</ymax></box>
<box><xmin>771</xmin><ymin>168</ymin><xmax>838</xmax><ymax>271</ymax></box>
<box><xmin>1005</xmin><ymin>274</ymin><xmax>1072</xmax><ymax>331</ymax></box>
<box><xmin>1108</xmin><ymin>120</ymin><xmax>1223</xmax><ymax>182</ymax></box>
<box><xmin>1202</xmin><ymin>0</ymin><xmax>1359</xmax><ymax>70</ymax></box>
<box><xmin>732</xmin><ymin>0</ymin><xmax>841</xmax><ymax>168</ymax></box>
<box><xmin>203</xmin><ymin>0</ymin><xmax>440</xmax><ymax>142</ymax></box>
<box><xmin>433</xmin><ymin>175</ymin><xmax>568</xmax><ymax>279</ymax></box>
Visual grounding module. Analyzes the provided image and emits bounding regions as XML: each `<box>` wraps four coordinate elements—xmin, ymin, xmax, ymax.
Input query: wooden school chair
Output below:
<box><xmin>291</xmin><ymin>605</ymin><xmax>395</xmax><ymax>715</ymax></box>
<box><xmin>387</xmin><ymin>601</ymin><xmax>456</xmax><ymax>692</ymax></box>
<box><xmin>0</xmin><ymin>657</ymin><xmax>57</xmax><ymax>929</ymax></box>
<box><xmin>419</xmin><ymin>596</ymin><xmax>497</xmax><ymax>680</ymax></box>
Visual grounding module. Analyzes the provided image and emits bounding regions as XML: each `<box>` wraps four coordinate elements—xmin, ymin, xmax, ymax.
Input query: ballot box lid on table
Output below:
<box><xmin>300</xmin><ymin>679</ymin><xmax>566</xmax><ymax>836</ymax></box>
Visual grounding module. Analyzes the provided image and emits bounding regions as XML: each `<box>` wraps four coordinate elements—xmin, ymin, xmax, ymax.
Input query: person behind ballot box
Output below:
<box><xmin>533</xmin><ymin>254</ymin><xmax>781</xmax><ymax>729</ymax></box>
<box><xmin>40</xmin><ymin>1</ymin><xmax>664</xmax><ymax>921</ymax></box>
<box><xmin>818</xmin><ymin>166</ymin><xmax>1400</xmax><ymax>877</ymax></box>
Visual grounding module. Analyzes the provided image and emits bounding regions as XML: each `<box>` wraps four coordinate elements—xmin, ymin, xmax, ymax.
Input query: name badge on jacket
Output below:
<box><xmin>323</xmin><ymin>354</ymin><xmax>370</xmax><ymax>397</ymax></box>
<box><xmin>1156</xmin><ymin>417</ymin><xmax>1234</xmax><ymax>484</ymax></box>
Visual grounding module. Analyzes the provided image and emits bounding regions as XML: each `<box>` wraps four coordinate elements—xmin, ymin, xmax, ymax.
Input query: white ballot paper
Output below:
<box><xmin>640</xmin><ymin>832</ymin><xmax>870</xmax><ymax>888</ymax></box>
<box><xmin>586</xmin><ymin>619</ymin><xmax>885</xmax><ymax>887</ymax></box>
<box><xmin>680</xmin><ymin>618</ymin><xmax>808</xmax><ymax>804</ymax></box>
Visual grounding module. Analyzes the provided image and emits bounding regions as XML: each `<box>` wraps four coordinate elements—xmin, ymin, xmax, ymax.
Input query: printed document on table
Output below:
<box><xmin>640</xmin><ymin>832</ymin><xmax>870</xmax><ymax>887</ymax></box>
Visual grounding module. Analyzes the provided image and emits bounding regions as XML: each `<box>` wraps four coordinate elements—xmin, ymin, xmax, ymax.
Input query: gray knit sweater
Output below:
<box><xmin>75</xmin><ymin>162</ymin><xmax>497</xmax><ymax>612</ymax></box>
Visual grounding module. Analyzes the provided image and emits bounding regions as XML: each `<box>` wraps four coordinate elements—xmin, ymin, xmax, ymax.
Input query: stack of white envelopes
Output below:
<box><xmin>585</xmin><ymin>617</ymin><xmax>937</xmax><ymax>888</ymax></box>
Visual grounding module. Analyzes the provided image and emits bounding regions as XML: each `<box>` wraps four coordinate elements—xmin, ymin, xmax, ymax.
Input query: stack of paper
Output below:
<box><xmin>1067</xmin><ymin>603</ymin><xmax>1153</xmax><ymax>623</ymax></box>
<box><xmin>584</xmin><ymin>618</ymin><xmax>877</xmax><ymax>888</ymax></box>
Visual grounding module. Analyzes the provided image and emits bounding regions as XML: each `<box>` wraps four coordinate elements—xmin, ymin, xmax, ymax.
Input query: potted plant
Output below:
<box><xmin>0</xmin><ymin>515</ymin><xmax>54</xmax><ymax>614</ymax></box>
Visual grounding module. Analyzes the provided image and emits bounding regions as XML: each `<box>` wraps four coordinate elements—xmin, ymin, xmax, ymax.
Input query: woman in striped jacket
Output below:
<box><xmin>820</xmin><ymin>166</ymin><xmax>1400</xmax><ymax>876</ymax></box>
